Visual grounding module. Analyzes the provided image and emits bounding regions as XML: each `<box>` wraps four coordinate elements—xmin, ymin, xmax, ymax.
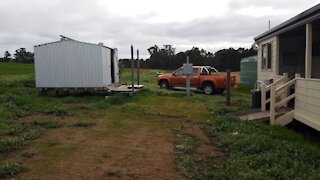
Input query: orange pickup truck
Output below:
<box><xmin>157</xmin><ymin>66</ymin><xmax>236</xmax><ymax>95</ymax></box>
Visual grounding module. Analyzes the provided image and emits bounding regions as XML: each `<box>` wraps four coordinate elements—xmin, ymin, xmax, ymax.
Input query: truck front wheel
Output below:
<box><xmin>203</xmin><ymin>83</ymin><xmax>215</xmax><ymax>95</ymax></box>
<box><xmin>159</xmin><ymin>80</ymin><xmax>169</xmax><ymax>89</ymax></box>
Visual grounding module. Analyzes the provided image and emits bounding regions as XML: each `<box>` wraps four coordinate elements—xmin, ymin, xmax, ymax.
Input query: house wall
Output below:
<box><xmin>294</xmin><ymin>79</ymin><xmax>320</xmax><ymax>131</ymax></box>
<box><xmin>34</xmin><ymin>40</ymin><xmax>106</xmax><ymax>88</ymax></box>
<box><xmin>257</xmin><ymin>36</ymin><xmax>280</xmax><ymax>82</ymax></box>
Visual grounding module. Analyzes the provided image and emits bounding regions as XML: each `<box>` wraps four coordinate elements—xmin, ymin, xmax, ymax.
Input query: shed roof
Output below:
<box><xmin>34</xmin><ymin>36</ymin><xmax>114</xmax><ymax>50</ymax></box>
<box><xmin>254</xmin><ymin>3</ymin><xmax>320</xmax><ymax>42</ymax></box>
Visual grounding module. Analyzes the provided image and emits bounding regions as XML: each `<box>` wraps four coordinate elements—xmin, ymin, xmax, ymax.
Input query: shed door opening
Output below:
<box><xmin>110</xmin><ymin>49</ymin><xmax>115</xmax><ymax>83</ymax></box>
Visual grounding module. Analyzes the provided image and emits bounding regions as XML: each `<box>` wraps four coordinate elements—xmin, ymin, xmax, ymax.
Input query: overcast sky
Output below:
<box><xmin>0</xmin><ymin>0</ymin><xmax>319</xmax><ymax>59</ymax></box>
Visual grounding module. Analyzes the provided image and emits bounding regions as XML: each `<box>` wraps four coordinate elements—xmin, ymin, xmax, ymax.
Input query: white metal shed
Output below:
<box><xmin>34</xmin><ymin>36</ymin><xmax>119</xmax><ymax>89</ymax></box>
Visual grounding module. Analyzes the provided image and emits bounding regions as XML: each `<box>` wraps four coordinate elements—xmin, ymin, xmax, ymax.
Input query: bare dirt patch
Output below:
<box><xmin>182</xmin><ymin>123</ymin><xmax>225</xmax><ymax>161</ymax></box>
<box><xmin>8</xmin><ymin>114</ymin><xmax>185</xmax><ymax>180</ymax></box>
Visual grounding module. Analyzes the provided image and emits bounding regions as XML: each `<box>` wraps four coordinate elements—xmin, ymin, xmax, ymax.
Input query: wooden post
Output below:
<box><xmin>261</xmin><ymin>83</ymin><xmax>266</xmax><ymax>111</ymax></box>
<box><xmin>137</xmin><ymin>49</ymin><xmax>140</xmax><ymax>86</ymax></box>
<box><xmin>186</xmin><ymin>56</ymin><xmax>190</xmax><ymax>97</ymax></box>
<box><xmin>131</xmin><ymin>45</ymin><xmax>134</xmax><ymax>96</ymax></box>
<box><xmin>305</xmin><ymin>23</ymin><xmax>312</xmax><ymax>79</ymax></box>
<box><xmin>282</xmin><ymin>73</ymin><xmax>289</xmax><ymax>107</ymax></box>
<box><xmin>270</xmin><ymin>85</ymin><xmax>276</xmax><ymax>125</ymax></box>
<box><xmin>226</xmin><ymin>69</ymin><xmax>231</xmax><ymax>106</ymax></box>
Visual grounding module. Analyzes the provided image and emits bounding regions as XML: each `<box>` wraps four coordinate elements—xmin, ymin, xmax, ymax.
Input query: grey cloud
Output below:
<box><xmin>0</xmin><ymin>0</ymin><xmax>318</xmax><ymax>59</ymax></box>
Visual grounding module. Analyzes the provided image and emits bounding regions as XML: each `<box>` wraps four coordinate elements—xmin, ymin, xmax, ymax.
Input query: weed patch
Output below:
<box><xmin>0</xmin><ymin>161</ymin><xmax>23</xmax><ymax>178</ymax></box>
<box><xmin>0</xmin><ymin>138</ymin><xmax>25</xmax><ymax>153</ymax></box>
<box><xmin>175</xmin><ymin>131</ymin><xmax>202</xmax><ymax>179</ymax></box>
<box><xmin>44</xmin><ymin>106</ymin><xmax>72</xmax><ymax>116</ymax></box>
<box><xmin>32</xmin><ymin>120</ymin><xmax>63</xmax><ymax>129</ymax></box>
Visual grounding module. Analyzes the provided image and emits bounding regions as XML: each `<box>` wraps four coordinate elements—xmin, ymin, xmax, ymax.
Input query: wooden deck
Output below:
<box><xmin>109</xmin><ymin>84</ymin><xmax>144</xmax><ymax>94</ymax></box>
<box><xmin>237</xmin><ymin>108</ymin><xmax>293</xmax><ymax>122</ymax></box>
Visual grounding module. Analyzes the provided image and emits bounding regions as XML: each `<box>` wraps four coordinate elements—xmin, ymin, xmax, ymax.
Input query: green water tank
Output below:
<box><xmin>240</xmin><ymin>56</ymin><xmax>257</xmax><ymax>88</ymax></box>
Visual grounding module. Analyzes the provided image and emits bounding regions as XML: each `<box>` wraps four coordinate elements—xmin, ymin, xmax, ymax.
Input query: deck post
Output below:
<box><xmin>305</xmin><ymin>23</ymin><xmax>312</xmax><ymax>79</ymax></box>
<box><xmin>261</xmin><ymin>83</ymin><xmax>266</xmax><ymax>111</ymax></box>
<box><xmin>270</xmin><ymin>85</ymin><xmax>276</xmax><ymax>125</ymax></box>
<box><xmin>282</xmin><ymin>73</ymin><xmax>289</xmax><ymax>107</ymax></box>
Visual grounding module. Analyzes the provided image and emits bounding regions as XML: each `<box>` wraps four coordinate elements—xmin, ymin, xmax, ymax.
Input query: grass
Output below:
<box><xmin>203</xmin><ymin>108</ymin><xmax>320</xmax><ymax>179</ymax></box>
<box><xmin>0</xmin><ymin>63</ymin><xmax>320</xmax><ymax>178</ymax></box>
<box><xmin>0</xmin><ymin>138</ymin><xmax>25</xmax><ymax>153</ymax></box>
<box><xmin>175</xmin><ymin>131</ymin><xmax>201</xmax><ymax>178</ymax></box>
<box><xmin>31</xmin><ymin>120</ymin><xmax>64</xmax><ymax>129</ymax></box>
<box><xmin>0</xmin><ymin>161</ymin><xmax>23</xmax><ymax>178</ymax></box>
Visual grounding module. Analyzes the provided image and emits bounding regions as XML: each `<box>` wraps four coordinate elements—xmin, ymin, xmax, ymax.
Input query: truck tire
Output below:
<box><xmin>203</xmin><ymin>83</ymin><xmax>214</xmax><ymax>95</ymax></box>
<box><xmin>159</xmin><ymin>80</ymin><xmax>169</xmax><ymax>89</ymax></box>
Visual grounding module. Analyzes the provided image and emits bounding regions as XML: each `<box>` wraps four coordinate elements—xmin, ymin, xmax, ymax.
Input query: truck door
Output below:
<box><xmin>171</xmin><ymin>68</ymin><xmax>184</xmax><ymax>87</ymax></box>
<box><xmin>190</xmin><ymin>68</ymin><xmax>200</xmax><ymax>87</ymax></box>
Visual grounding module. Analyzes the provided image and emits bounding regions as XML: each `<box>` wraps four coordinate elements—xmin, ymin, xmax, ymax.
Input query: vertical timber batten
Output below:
<box><xmin>306</xmin><ymin>23</ymin><xmax>312</xmax><ymax>79</ymax></box>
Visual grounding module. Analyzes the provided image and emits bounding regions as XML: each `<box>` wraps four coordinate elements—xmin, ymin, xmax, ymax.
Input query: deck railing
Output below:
<box><xmin>269</xmin><ymin>73</ymin><xmax>300</xmax><ymax>125</ymax></box>
<box><xmin>261</xmin><ymin>73</ymin><xmax>288</xmax><ymax>111</ymax></box>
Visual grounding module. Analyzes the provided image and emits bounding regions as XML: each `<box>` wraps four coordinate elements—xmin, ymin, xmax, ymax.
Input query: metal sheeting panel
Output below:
<box><xmin>240</xmin><ymin>56</ymin><xmax>257</xmax><ymax>88</ymax></box>
<box><xmin>101</xmin><ymin>47</ymin><xmax>112</xmax><ymax>86</ymax></box>
<box><xmin>34</xmin><ymin>40</ymin><xmax>113</xmax><ymax>88</ymax></box>
<box><xmin>113</xmin><ymin>49</ymin><xmax>120</xmax><ymax>83</ymax></box>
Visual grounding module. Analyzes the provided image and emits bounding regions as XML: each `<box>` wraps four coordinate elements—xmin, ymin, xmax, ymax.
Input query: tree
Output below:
<box><xmin>120</xmin><ymin>45</ymin><xmax>257</xmax><ymax>71</ymax></box>
<box><xmin>14</xmin><ymin>48</ymin><xmax>34</xmax><ymax>63</ymax></box>
<box><xmin>3</xmin><ymin>51</ymin><xmax>11</xmax><ymax>62</ymax></box>
<box><xmin>147</xmin><ymin>45</ymin><xmax>159</xmax><ymax>55</ymax></box>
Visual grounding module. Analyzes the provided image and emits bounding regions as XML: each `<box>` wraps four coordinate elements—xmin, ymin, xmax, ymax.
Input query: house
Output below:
<box><xmin>253</xmin><ymin>3</ymin><xmax>320</xmax><ymax>131</ymax></box>
<box><xmin>34</xmin><ymin>36</ymin><xmax>119</xmax><ymax>90</ymax></box>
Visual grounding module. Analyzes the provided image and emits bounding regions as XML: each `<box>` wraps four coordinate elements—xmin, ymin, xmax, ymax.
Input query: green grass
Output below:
<box><xmin>175</xmin><ymin>131</ymin><xmax>202</xmax><ymax>179</ymax></box>
<box><xmin>1</xmin><ymin>63</ymin><xmax>320</xmax><ymax>179</ymax></box>
<box><xmin>205</xmin><ymin>115</ymin><xmax>320</xmax><ymax>179</ymax></box>
<box><xmin>0</xmin><ymin>63</ymin><xmax>34</xmax><ymax>75</ymax></box>
<box><xmin>0</xmin><ymin>138</ymin><xmax>25</xmax><ymax>153</ymax></box>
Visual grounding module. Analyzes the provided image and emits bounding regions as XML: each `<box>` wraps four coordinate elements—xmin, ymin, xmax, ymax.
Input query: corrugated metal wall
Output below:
<box><xmin>113</xmin><ymin>49</ymin><xmax>119</xmax><ymax>83</ymax></box>
<box><xmin>34</xmin><ymin>40</ymin><xmax>114</xmax><ymax>88</ymax></box>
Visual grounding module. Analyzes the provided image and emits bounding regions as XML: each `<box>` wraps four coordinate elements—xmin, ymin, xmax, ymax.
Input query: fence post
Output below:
<box><xmin>226</xmin><ymin>69</ymin><xmax>231</xmax><ymax>106</ymax></box>
<box><xmin>137</xmin><ymin>49</ymin><xmax>140</xmax><ymax>86</ymax></box>
<box><xmin>131</xmin><ymin>45</ymin><xmax>134</xmax><ymax>96</ymax></box>
<box><xmin>270</xmin><ymin>85</ymin><xmax>276</xmax><ymax>125</ymax></box>
<box><xmin>261</xmin><ymin>83</ymin><xmax>266</xmax><ymax>111</ymax></box>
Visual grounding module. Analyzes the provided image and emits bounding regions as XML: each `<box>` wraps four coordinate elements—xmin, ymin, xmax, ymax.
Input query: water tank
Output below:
<box><xmin>240</xmin><ymin>56</ymin><xmax>257</xmax><ymax>88</ymax></box>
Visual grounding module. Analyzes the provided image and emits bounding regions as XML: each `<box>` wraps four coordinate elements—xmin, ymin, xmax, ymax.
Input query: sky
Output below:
<box><xmin>0</xmin><ymin>0</ymin><xmax>319</xmax><ymax>59</ymax></box>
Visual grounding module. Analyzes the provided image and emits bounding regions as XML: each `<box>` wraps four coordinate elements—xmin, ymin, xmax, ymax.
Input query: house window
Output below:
<box><xmin>261</xmin><ymin>43</ymin><xmax>272</xmax><ymax>70</ymax></box>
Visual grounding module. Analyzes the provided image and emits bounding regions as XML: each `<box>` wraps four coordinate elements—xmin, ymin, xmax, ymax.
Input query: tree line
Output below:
<box><xmin>120</xmin><ymin>45</ymin><xmax>257</xmax><ymax>71</ymax></box>
<box><xmin>0</xmin><ymin>48</ymin><xmax>34</xmax><ymax>63</ymax></box>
